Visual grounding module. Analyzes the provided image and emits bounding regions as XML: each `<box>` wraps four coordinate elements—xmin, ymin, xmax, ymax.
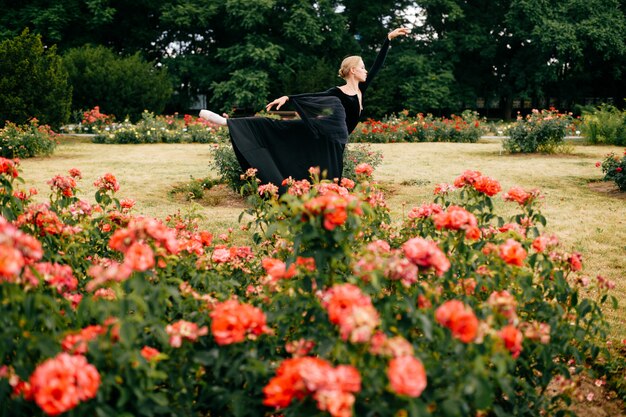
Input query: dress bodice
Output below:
<box><xmin>289</xmin><ymin>37</ymin><xmax>391</xmax><ymax>137</ymax></box>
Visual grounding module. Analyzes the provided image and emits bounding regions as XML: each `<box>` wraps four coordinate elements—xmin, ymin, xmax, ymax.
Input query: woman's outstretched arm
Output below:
<box><xmin>361</xmin><ymin>27</ymin><xmax>411</xmax><ymax>92</ymax></box>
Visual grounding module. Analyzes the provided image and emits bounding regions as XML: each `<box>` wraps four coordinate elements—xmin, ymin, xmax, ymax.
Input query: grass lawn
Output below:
<box><xmin>19</xmin><ymin>136</ymin><xmax>626</xmax><ymax>339</ymax></box>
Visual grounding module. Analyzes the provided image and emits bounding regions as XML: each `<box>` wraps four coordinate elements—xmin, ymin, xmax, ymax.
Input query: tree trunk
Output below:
<box><xmin>502</xmin><ymin>96</ymin><xmax>513</xmax><ymax>121</ymax></box>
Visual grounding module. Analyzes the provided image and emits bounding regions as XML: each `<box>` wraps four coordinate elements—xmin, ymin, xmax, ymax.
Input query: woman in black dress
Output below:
<box><xmin>200</xmin><ymin>27</ymin><xmax>410</xmax><ymax>189</ymax></box>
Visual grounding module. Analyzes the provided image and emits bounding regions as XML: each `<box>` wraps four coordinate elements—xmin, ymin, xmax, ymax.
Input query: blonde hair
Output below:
<box><xmin>338</xmin><ymin>56</ymin><xmax>363</xmax><ymax>79</ymax></box>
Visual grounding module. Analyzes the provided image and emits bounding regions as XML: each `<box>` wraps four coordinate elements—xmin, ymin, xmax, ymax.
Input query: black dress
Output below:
<box><xmin>227</xmin><ymin>38</ymin><xmax>391</xmax><ymax>188</ymax></box>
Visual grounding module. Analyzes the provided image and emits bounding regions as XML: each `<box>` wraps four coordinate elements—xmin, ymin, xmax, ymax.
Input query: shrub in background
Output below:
<box><xmin>581</xmin><ymin>105</ymin><xmax>626</xmax><ymax>146</ymax></box>
<box><xmin>63</xmin><ymin>45</ymin><xmax>173</xmax><ymax>122</ymax></box>
<box><xmin>598</xmin><ymin>150</ymin><xmax>626</xmax><ymax>190</ymax></box>
<box><xmin>503</xmin><ymin>108</ymin><xmax>574</xmax><ymax>153</ymax></box>
<box><xmin>78</xmin><ymin>106</ymin><xmax>115</xmax><ymax>134</ymax></box>
<box><xmin>0</xmin><ymin>119</ymin><xmax>58</xmax><ymax>158</ymax></box>
<box><xmin>0</xmin><ymin>29</ymin><xmax>71</xmax><ymax>129</ymax></box>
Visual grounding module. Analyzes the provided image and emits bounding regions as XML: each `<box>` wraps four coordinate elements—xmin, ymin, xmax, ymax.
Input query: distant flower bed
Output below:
<box><xmin>351</xmin><ymin>111</ymin><xmax>485</xmax><ymax>143</ymax></box>
<box><xmin>88</xmin><ymin>110</ymin><xmax>228</xmax><ymax>144</ymax></box>
<box><xmin>0</xmin><ymin>119</ymin><xmax>58</xmax><ymax>158</ymax></box>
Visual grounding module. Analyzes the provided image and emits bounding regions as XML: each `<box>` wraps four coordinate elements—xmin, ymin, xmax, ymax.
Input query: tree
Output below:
<box><xmin>159</xmin><ymin>0</ymin><xmax>361</xmax><ymax>112</ymax></box>
<box><xmin>0</xmin><ymin>0</ymin><xmax>166</xmax><ymax>59</ymax></box>
<box><xmin>0</xmin><ymin>29</ymin><xmax>71</xmax><ymax>128</ymax></box>
<box><xmin>63</xmin><ymin>45</ymin><xmax>173</xmax><ymax>121</ymax></box>
<box><xmin>417</xmin><ymin>0</ymin><xmax>626</xmax><ymax>119</ymax></box>
<box><xmin>0</xmin><ymin>1</ymin><xmax>420</xmax><ymax>114</ymax></box>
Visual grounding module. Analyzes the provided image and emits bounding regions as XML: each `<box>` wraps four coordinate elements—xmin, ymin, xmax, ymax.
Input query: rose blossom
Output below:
<box><xmin>0</xmin><ymin>157</ymin><xmax>19</xmax><ymax>178</ymax></box>
<box><xmin>402</xmin><ymin>237</ymin><xmax>450</xmax><ymax>276</ymax></box>
<box><xmin>165</xmin><ymin>320</ymin><xmax>208</xmax><ymax>348</ymax></box>
<box><xmin>285</xmin><ymin>339</ymin><xmax>316</xmax><ymax>357</ymax></box>
<box><xmin>388</xmin><ymin>356</ymin><xmax>427</xmax><ymax>397</ymax></box>
<box><xmin>263</xmin><ymin>357</ymin><xmax>361</xmax><ymax>417</ymax></box>
<box><xmin>487</xmin><ymin>290</ymin><xmax>517</xmax><ymax>320</ymax></box>
<box><xmin>435</xmin><ymin>300</ymin><xmax>479</xmax><ymax>343</ymax></box>
<box><xmin>432</xmin><ymin>205</ymin><xmax>477</xmax><ymax>231</ymax></box>
<box><xmin>340</xmin><ymin>178</ymin><xmax>355</xmax><ymax>189</ymax></box>
<box><xmin>355</xmin><ymin>163</ymin><xmax>374</xmax><ymax>176</ymax></box>
<box><xmin>93</xmin><ymin>173</ymin><xmax>120</xmax><ymax>192</ymax></box>
<box><xmin>499</xmin><ymin>325</ymin><xmax>523</xmax><ymax>358</ymax></box>
<box><xmin>498</xmin><ymin>239</ymin><xmax>527</xmax><ymax>266</ymax></box>
<box><xmin>211</xmin><ymin>246</ymin><xmax>231</xmax><ymax>263</ymax></box>
<box><xmin>29</xmin><ymin>353</ymin><xmax>100</xmax><ymax>416</ymax></box>
<box><xmin>210</xmin><ymin>299</ymin><xmax>272</xmax><ymax>345</ymax></box>
<box><xmin>61</xmin><ymin>325</ymin><xmax>105</xmax><ymax>354</ymax></box>
<box><xmin>472</xmin><ymin>175</ymin><xmax>502</xmax><ymax>196</ymax></box>
<box><xmin>407</xmin><ymin>203</ymin><xmax>443</xmax><ymax>219</ymax></box>
<box><xmin>123</xmin><ymin>241</ymin><xmax>155</xmax><ymax>271</ymax></box>
<box><xmin>140</xmin><ymin>346</ymin><xmax>161</xmax><ymax>362</ymax></box>
<box><xmin>262</xmin><ymin>258</ymin><xmax>297</xmax><ymax>282</ymax></box>
<box><xmin>568</xmin><ymin>252</ymin><xmax>583</xmax><ymax>272</ymax></box>
<box><xmin>321</xmin><ymin>283</ymin><xmax>380</xmax><ymax>343</ymax></box>
<box><xmin>503</xmin><ymin>186</ymin><xmax>532</xmax><ymax>205</ymax></box>
<box><xmin>454</xmin><ymin>170</ymin><xmax>482</xmax><ymax>187</ymax></box>
<box><xmin>47</xmin><ymin>175</ymin><xmax>77</xmax><ymax>197</ymax></box>
<box><xmin>258</xmin><ymin>183</ymin><xmax>279</xmax><ymax>197</ymax></box>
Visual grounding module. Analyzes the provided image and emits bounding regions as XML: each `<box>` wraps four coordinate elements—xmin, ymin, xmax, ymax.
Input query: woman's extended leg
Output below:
<box><xmin>199</xmin><ymin>110</ymin><xmax>228</xmax><ymax>126</ymax></box>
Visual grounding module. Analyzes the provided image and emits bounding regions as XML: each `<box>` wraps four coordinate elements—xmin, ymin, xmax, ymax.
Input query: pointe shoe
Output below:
<box><xmin>199</xmin><ymin>109</ymin><xmax>227</xmax><ymax>126</ymax></box>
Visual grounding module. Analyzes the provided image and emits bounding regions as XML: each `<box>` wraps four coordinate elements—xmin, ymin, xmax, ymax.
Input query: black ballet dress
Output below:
<box><xmin>226</xmin><ymin>38</ymin><xmax>390</xmax><ymax>188</ymax></box>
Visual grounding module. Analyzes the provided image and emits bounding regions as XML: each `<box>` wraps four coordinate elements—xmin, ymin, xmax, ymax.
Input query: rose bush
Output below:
<box><xmin>79</xmin><ymin>106</ymin><xmax>115</xmax><ymax>134</ymax></box>
<box><xmin>597</xmin><ymin>149</ymin><xmax>626</xmax><ymax>191</ymax></box>
<box><xmin>503</xmin><ymin>108</ymin><xmax>575</xmax><ymax>153</ymax></box>
<box><xmin>0</xmin><ymin>119</ymin><xmax>58</xmax><ymax>158</ymax></box>
<box><xmin>0</xmin><ymin>156</ymin><xmax>617</xmax><ymax>417</ymax></box>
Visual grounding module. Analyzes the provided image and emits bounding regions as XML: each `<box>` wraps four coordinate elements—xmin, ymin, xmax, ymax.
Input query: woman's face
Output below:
<box><xmin>352</xmin><ymin>60</ymin><xmax>367</xmax><ymax>82</ymax></box>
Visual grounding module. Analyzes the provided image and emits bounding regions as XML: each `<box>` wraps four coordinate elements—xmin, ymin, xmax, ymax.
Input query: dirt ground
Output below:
<box><xmin>588</xmin><ymin>181</ymin><xmax>626</xmax><ymax>199</ymax></box>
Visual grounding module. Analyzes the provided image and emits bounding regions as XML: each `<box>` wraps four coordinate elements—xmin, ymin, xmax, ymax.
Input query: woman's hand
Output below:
<box><xmin>265</xmin><ymin>96</ymin><xmax>289</xmax><ymax>111</ymax></box>
<box><xmin>388</xmin><ymin>27</ymin><xmax>411</xmax><ymax>40</ymax></box>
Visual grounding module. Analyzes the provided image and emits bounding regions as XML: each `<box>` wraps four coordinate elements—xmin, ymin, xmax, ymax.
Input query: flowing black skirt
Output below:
<box><xmin>227</xmin><ymin>95</ymin><xmax>349</xmax><ymax>188</ymax></box>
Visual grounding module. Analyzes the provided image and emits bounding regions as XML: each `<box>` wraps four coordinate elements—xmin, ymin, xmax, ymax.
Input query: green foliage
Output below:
<box><xmin>0</xmin><ymin>1</ymin><xmax>164</xmax><ymax>54</ymax></box>
<box><xmin>63</xmin><ymin>45</ymin><xmax>173</xmax><ymax>122</ymax></box>
<box><xmin>341</xmin><ymin>144</ymin><xmax>384</xmax><ymax>181</ymax></box>
<box><xmin>418</xmin><ymin>0</ymin><xmax>626</xmax><ymax>118</ymax></box>
<box><xmin>1</xmin><ymin>160</ymin><xmax>616</xmax><ymax>416</ymax></box>
<box><xmin>209</xmin><ymin>142</ymin><xmax>247</xmax><ymax>192</ymax></box>
<box><xmin>598</xmin><ymin>150</ymin><xmax>626</xmax><ymax>191</ymax></box>
<box><xmin>366</xmin><ymin>50</ymin><xmax>458</xmax><ymax>117</ymax></box>
<box><xmin>211</xmin><ymin>69</ymin><xmax>271</xmax><ymax>112</ymax></box>
<box><xmin>0</xmin><ymin>29</ymin><xmax>71</xmax><ymax>129</ymax></box>
<box><xmin>503</xmin><ymin>109</ymin><xmax>574</xmax><ymax>153</ymax></box>
<box><xmin>0</xmin><ymin>120</ymin><xmax>58</xmax><ymax>159</ymax></box>
<box><xmin>581</xmin><ymin>105</ymin><xmax>626</xmax><ymax>146</ymax></box>
<box><xmin>169</xmin><ymin>176</ymin><xmax>218</xmax><ymax>201</ymax></box>
<box><xmin>1</xmin><ymin>1</ymin><xmax>624</xmax><ymax>116</ymax></box>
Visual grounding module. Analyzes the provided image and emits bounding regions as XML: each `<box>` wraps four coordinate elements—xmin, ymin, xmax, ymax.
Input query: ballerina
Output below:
<box><xmin>200</xmin><ymin>27</ymin><xmax>410</xmax><ymax>190</ymax></box>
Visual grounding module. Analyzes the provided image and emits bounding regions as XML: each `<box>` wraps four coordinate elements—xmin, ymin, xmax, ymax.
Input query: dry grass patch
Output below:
<box><xmin>19</xmin><ymin>138</ymin><xmax>626</xmax><ymax>338</ymax></box>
